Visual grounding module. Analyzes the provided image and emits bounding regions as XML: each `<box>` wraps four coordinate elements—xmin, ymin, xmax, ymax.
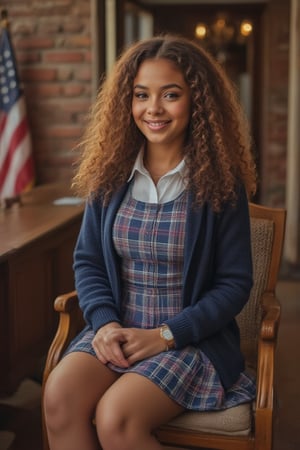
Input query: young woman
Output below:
<box><xmin>44</xmin><ymin>34</ymin><xmax>257</xmax><ymax>450</ymax></box>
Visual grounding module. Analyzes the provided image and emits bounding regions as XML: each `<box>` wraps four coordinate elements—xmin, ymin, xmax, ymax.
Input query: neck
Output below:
<box><xmin>143</xmin><ymin>149</ymin><xmax>183</xmax><ymax>184</ymax></box>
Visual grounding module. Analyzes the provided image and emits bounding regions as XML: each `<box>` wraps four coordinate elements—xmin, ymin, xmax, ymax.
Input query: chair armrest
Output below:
<box><xmin>43</xmin><ymin>291</ymin><xmax>83</xmax><ymax>384</ymax></box>
<box><xmin>260</xmin><ymin>292</ymin><xmax>281</xmax><ymax>340</ymax></box>
<box><xmin>256</xmin><ymin>292</ymin><xmax>281</xmax><ymax>412</ymax></box>
<box><xmin>54</xmin><ymin>290</ymin><xmax>80</xmax><ymax>313</ymax></box>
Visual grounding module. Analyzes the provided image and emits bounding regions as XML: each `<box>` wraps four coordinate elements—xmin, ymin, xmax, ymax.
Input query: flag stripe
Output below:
<box><xmin>0</xmin><ymin>112</ymin><xmax>6</xmax><ymax>136</ymax></box>
<box><xmin>0</xmin><ymin>27</ymin><xmax>34</xmax><ymax>199</ymax></box>
<box><xmin>15</xmin><ymin>150</ymin><xmax>35</xmax><ymax>193</ymax></box>
<box><xmin>0</xmin><ymin>115</ymin><xmax>28</xmax><ymax>187</ymax></box>
<box><xmin>0</xmin><ymin>132</ymin><xmax>33</xmax><ymax>198</ymax></box>
<box><xmin>0</xmin><ymin>97</ymin><xmax>27</xmax><ymax>168</ymax></box>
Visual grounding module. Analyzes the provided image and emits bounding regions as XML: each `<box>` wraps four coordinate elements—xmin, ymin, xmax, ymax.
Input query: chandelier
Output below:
<box><xmin>195</xmin><ymin>15</ymin><xmax>253</xmax><ymax>48</ymax></box>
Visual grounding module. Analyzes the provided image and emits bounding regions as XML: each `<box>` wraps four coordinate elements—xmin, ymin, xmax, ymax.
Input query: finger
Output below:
<box><xmin>93</xmin><ymin>345</ymin><xmax>108</xmax><ymax>365</ymax></box>
<box><xmin>110</xmin><ymin>344</ymin><xmax>130</xmax><ymax>368</ymax></box>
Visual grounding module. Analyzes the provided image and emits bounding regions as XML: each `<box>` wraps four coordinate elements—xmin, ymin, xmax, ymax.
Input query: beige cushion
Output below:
<box><xmin>166</xmin><ymin>402</ymin><xmax>252</xmax><ymax>436</ymax></box>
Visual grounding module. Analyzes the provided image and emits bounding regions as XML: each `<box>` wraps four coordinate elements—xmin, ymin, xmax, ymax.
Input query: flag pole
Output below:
<box><xmin>1</xmin><ymin>9</ymin><xmax>9</xmax><ymax>29</ymax></box>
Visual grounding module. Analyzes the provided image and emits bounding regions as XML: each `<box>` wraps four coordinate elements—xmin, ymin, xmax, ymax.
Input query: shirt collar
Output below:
<box><xmin>128</xmin><ymin>149</ymin><xmax>187</xmax><ymax>181</ymax></box>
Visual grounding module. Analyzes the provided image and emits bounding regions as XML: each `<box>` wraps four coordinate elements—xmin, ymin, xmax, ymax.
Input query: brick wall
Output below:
<box><xmin>7</xmin><ymin>0</ymin><xmax>93</xmax><ymax>184</ymax></box>
<box><xmin>5</xmin><ymin>0</ymin><xmax>291</xmax><ymax>207</ymax></box>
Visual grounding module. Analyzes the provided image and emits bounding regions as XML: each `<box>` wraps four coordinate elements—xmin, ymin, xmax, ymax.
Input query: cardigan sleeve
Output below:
<box><xmin>73</xmin><ymin>198</ymin><xmax>122</xmax><ymax>332</ymax></box>
<box><xmin>165</xmin><ymin>186</ymin><xmax>253</xmax><ymax>349</ymax></box>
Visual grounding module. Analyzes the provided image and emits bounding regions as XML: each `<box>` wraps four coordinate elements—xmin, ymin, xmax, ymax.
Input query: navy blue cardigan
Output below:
<box><xmin>73</xmin><ymin>184</ymin><xmax>253</xmax><ymax>389</ymax></box>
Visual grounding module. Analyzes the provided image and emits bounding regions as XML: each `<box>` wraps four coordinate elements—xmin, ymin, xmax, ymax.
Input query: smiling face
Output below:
<box><xmin>132</xmin><ymin>58</ymin><xmax>191</xmax><ymax>153</ymax></box>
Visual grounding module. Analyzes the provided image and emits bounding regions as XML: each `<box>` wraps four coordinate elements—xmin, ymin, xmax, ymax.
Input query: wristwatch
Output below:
<box><xmin>160</xmin><ymin>324</ymin><xmax>175</xmax><ymax>351</ymax></box>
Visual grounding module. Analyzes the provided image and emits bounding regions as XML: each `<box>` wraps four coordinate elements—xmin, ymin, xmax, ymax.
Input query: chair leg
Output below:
<box><xmin>254</xmin><ymin>410</ymin><xmax>273</xmax><ymax>450</ymax></box>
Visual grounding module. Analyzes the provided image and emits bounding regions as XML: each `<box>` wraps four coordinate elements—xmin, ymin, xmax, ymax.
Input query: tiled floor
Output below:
<box><xmin>0</xmin><ymin>278</ymin><xmax>299</xmax><ymax>450</ymax></box>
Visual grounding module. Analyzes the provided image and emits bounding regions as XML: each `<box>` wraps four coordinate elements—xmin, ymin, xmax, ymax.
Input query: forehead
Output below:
<box><xmin>134</xmin><ymin>58</ymin><xmax>186</xmax><ymax>85</ymax></box>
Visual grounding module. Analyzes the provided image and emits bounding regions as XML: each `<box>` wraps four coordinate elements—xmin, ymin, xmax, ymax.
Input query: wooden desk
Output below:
<box><xmin>0</xmin><ymin>183</ymin><xmax>84</xmax><ymax>395</ymax></box>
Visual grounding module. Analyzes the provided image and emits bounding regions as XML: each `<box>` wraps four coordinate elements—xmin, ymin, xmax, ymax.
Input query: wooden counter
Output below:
<box><xmin>0</xmin><ymin>182</ymin><xmax>85</xmax><ymax>395</ymax></box>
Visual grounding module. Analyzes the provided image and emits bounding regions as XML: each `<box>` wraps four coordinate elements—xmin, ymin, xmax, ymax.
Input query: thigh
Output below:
<box><xmin>45</xmin><ymin>352</ymin><xmax>120</xmax><ymax>412</ymax></box>
<box><xmin>98</xmin><ymin>372</ymin><xmax>185</xmax><ymax>430</ymax></box>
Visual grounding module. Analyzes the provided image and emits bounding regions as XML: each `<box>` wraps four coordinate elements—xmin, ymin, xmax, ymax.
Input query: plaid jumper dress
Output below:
<box><xmin>66</xmin><ymin>189</ymin><xmax>256</xmax><ymax>411</ymax></box>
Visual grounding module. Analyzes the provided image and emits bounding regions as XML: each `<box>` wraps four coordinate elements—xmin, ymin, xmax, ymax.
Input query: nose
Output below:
<box><xmin>146</xmin><ymin>97</ymin><xmax>163</xmax><ymax>115</ymax></box>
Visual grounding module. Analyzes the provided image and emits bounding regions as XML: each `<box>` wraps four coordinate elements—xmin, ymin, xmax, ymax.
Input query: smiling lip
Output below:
<box><xmin>144</xmin><ymin>120</ymin><xmax>171</xmax><ymax>131</ymax></box>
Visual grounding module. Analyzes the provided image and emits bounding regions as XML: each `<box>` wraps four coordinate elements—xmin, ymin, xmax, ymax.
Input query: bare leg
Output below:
<box><xmin>95</xmin><ymin>372</ymin><xmax>185</xmax><ymax>450</ymax></box>
<box><xmin>43</xmin><ymin>352</ymin><xmax>120</xmax><ymax>450</ymax></box>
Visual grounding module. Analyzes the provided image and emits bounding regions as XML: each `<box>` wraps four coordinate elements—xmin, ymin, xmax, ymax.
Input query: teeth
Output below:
<box><xmin>148</xmin><ymin>122</ymin><xmax>166</xmax><ymax>126</ymax></box>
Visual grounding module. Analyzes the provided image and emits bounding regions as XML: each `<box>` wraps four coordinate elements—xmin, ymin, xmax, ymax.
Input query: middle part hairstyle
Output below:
<box><xmin>74</xmin><ymin>34</ymin><xmax>257</xmax><ymax>210</ymax></box>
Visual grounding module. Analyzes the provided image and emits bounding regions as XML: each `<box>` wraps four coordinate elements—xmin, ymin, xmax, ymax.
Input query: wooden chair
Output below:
<box><xmin>42</xmin><ymin>202</ymin><xmax>286</xmax><ymax>450</ymax></box>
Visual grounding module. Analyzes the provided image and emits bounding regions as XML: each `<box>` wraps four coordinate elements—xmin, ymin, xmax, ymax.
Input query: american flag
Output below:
<box><xmin>0</xmin><ymin>25</ymin><xmax>34</xmax><ymax>200</ymax></box>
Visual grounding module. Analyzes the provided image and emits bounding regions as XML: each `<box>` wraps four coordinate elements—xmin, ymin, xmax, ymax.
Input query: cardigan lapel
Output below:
<box><xmin>102</xmin><ymin>184</ymin><xmax>130</xmax><ymax>306</ymax></box>
<box><xmin>182</xmin><ymin>193</ymin><xmax>205</xmax><ymax>290</ymax></box>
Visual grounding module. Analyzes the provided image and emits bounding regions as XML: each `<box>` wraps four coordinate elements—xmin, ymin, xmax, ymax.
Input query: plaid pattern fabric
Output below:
<box><xmin>113</xmin><ymin>191</ymin><xmax>187</xmax><ymax>328</ymax></box>
<box><xmin>66</xmin><ymin>190</ymin><xmax>256</xmax><ymax>410</ymax></box>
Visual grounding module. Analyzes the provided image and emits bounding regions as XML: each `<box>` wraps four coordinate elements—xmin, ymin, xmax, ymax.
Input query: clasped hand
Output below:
<box><xmin>92</xmin><ymin>322</ymin><xmax>166</xmax><ymax>368</ymax></box>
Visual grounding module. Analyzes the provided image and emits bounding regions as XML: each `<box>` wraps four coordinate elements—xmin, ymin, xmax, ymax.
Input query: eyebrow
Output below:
<box><xmin>133</xmin><ymin>83</ymin><xmax>183</xmax><ymax>90</ymax></box>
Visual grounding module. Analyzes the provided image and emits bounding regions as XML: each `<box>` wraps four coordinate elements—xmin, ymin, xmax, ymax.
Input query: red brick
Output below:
<box><xmin>35</xmin><ymin>138</ymin><xmax>79</xmax><ymax>153</ymax></box>
<box><xmin>26</xmin><ymin>84</ymin><xmax>62</xmax><ymax>97</ymax></box>
<box><xmin>65</xmin><ymin>35</ymin><xmax>91</xmax><ymax>48</ymax></box>
<box><xmin>21</xmin><ymin>68</ymin><xmax>57</xmax><ymax>82</ymax></box>
<box><xmin>15</xmin><ymin>37</ymin><xmax>54</xmax><ymax>49</ymax></box>
<box><xmin>36</xmin><ymin>125</ymin><xmax>84</xmax><ymax>139</ymax></box>
<box><xmin>72</xmin><ymin>3</ymin><xmax>91</xmax><ymax>17</ymax></box>
<box><xmin>12</xmin><ymin>22</ymin><xmax>36</xmax><ymax>35</ymax></box>
<box><xmin>37</xmin><ymin>22</ymin><xmax>62</xmax><ymax>34</ymax></box>
<box><xmin>30</xmin><ymin>106</ymin><xmax>74</xmax><ymax>125</ymax></box>
<box><xmin>74</xmin><ymin>67</ymin><xmax>92</xmax><ymax>81</ymax></box>
<box><xmin>63</xmin><ymin>21</ymin><xmax>85</xmax><ymax>33</ymax></box>
<box><xmin>60</xmin><ymin>100</ymin><xmax>91</xmax><ymax>112</ymax></box>
<box><xmin>16</xmin><ymin>52</ymin><xmax>41</xmax><ymax>64</ymax></box>
<box><xmin>63</xmin><ymin>84</ymin><xmax>85</xmax><ymax>97</ymax></box>
<box><xmin>43</xmin><ymin>51</ymin><xmax>85</xmax><ymax>63</ymax></box>
<box><xmin>84</xmin><ymin>51</ymin><xmax>92</xmax><ymax>62</ymax></box>
<box><xmin>36</xmin><ymin>167</ymin><xmax>75</xmax><ymax>184</ymax></box>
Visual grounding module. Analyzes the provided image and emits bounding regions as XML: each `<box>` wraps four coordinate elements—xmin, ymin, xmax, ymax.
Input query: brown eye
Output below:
<box><xmin>164</xmin><ymin>92</ymin><xmax>179</xmax><ymax>100</ymax></box>
<box><xmin>134</xmin><ymin>92</ymin><xmax>147</xmax><ymax>100</ymax></box>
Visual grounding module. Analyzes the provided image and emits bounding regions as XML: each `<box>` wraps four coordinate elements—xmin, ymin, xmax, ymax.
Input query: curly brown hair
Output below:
<box><xmin>73</xmin><ymin>34</ymin><xmax>257</xmax><ymax>211</ymax></box>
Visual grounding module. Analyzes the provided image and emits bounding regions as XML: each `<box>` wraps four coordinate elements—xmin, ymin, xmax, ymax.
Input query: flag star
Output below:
<box><xmin>4</xmin><ymin>50</ymin><xmax>11</xmax><ymax>58</ymax></box>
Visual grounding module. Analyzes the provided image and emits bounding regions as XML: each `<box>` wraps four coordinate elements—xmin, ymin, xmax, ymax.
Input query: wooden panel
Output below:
<box><xmin>0</xmin><ymin>182</ymin><xmax>84</xmax><ymax>395</ymax></box>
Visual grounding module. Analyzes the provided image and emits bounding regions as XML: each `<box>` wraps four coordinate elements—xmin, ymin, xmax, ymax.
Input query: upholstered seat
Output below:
<box><xmin>167</xmin><ymin>401</ymin><xmax>253</xmax><ymax>436</ymax></box>
<box><xmin>42</xmin><ymin>202</ymin><xmax>286</xmax><ymax>450</ymax></box>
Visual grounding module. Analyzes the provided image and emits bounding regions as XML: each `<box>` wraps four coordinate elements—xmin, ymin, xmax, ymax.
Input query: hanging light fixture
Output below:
<box><xmin>240</xmin><ymin>19</ymin><xmax>253</xmax><ymax>37</ymax></box>
<box><xmin>195</xmin><ymin>22</ymin><xmax>207</xmax><ymax>40</ymax></box>
<box><xmin>194</xmin><ymin>16</ymin><xmax>253</xmax><ymax>44</ymax></box>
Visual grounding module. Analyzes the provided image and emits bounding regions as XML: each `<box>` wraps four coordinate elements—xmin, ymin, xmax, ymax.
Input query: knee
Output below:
<box><xmin>96</xmin><ymin>409</ymin><xmax>127</xmax><ymax>450</ymax></box>
<box><xmin>43</xmin><ymin>370</ymin><xmax>74</xmax><ymax>433</ymax></box>
<box><xmin>95</xmin><ymin>400</ymin><xmax>138</xmax><ymax>450</ymax></box>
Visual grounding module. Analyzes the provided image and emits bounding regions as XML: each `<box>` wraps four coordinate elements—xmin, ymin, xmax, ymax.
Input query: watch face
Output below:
<box><xmin>163</xmin><ymin>328</ymin><xmax>173</xmax><ymax>340</ymax></box>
